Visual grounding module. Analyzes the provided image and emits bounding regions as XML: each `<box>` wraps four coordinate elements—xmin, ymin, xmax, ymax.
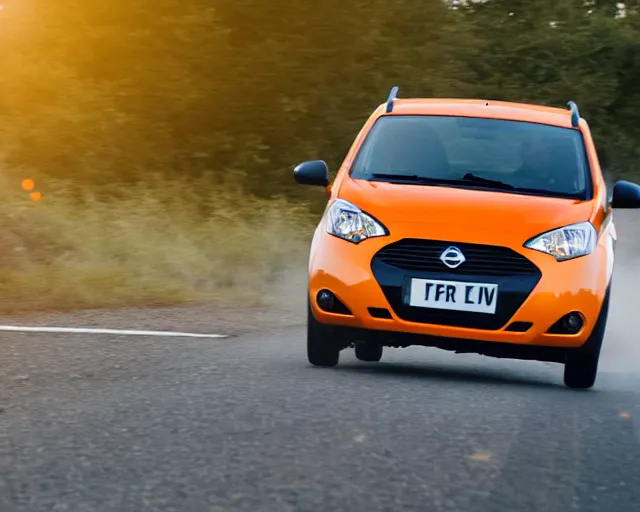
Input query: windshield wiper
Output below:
<box><xmin>370</xmin><ymin>173</ymin><xmax>431</xmax><ymax>181</ymax></box>
<box><xmin>369</xmin><ymin>172</ymin><xmax>516</xmax><ymax>191</ymax></box>
<box><xmin>370</xmin><ymin>173</ymin><xmax>471</xmax><ymax>186</ymax></box>
<box><xmin>368</xmin><ymin>172</ymin><xmax>582</xmax><ymax>199</ymax></box>
<box><xmin>460</xmin><ymin>173</ymin><xmax>515</xmax><ymax>190</ymax></box>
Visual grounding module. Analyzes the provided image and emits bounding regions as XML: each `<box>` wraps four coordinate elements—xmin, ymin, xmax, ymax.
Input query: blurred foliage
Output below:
<box><xmin>1</xmin><ymin>0</ymin><xmax>640</xmax><ymax>197</ymax></box>
<box><xmin>0</xmin><ymin>172</ymin><xmax>313</xmax><ymax>312</ymax></box>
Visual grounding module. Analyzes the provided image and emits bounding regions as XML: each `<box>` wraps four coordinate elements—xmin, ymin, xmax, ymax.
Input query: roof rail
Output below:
<box><xmin>386</xmin><ymin>86</ymin><xmax>399</xmax><ymax>113</ymax></box>
<box><xmin>566</xmin><ymin>101</ymin><xmax>580</xmax><ymax>127</ymax></box>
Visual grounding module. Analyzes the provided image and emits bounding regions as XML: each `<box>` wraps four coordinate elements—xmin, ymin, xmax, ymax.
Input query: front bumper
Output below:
<box><xmin>308</xmin><ymin>230</ymin><xmax>610</xmax><ymax>349</ymax></box>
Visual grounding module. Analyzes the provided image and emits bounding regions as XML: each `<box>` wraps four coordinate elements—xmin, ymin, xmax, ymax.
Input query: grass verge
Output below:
<box><xmin>0</xmin><ymin>175</ymin><xmax>316</xmax><ymax>314</ymax></box>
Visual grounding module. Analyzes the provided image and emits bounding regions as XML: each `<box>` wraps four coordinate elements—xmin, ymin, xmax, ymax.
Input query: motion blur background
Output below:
<box><xmin>0</xmin><ymin>0</ymin><xmax>638</xmax><ymax>312</ymax></box>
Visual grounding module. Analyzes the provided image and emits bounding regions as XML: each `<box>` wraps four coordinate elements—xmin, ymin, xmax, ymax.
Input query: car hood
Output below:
<box><xmin>336</xmin><ymin>177</ymin><xmax>594</xmax><ymax>239</ymax></box>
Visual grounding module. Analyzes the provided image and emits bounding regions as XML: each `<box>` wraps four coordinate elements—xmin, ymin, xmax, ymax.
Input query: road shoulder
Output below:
<box><xmin>0</xmin><ymin>301</ymin><xmax>305</xmax><ymax>337</ymax></box>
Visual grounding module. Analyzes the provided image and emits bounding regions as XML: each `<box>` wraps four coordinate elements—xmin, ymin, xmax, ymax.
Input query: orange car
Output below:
<box><xmin>293</xmin><ymin>87</ymin><xmax>640</xmax><ymax>389</ymax></box>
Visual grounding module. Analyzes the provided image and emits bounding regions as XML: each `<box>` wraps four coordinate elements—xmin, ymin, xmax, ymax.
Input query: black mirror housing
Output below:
<box><xmin>294</xmin><ymin>160</ymin><xmax>329</xmax><ymax>187</ymax></box>
<box><xmin>611</xmin><ymin>180</ymin><xmax>640</xmax><ymax>209</ymax></box>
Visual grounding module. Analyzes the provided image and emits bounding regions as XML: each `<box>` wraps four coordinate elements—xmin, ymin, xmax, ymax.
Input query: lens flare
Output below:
<box><xmin>29</xmin><ymin>191</ymin><xmax>42</xmax><ymax>201</ymax></box>
<box><xmin>21</xmin><ymin>178</ymin><xmax>35</xmax><ymax>192</ymax></box>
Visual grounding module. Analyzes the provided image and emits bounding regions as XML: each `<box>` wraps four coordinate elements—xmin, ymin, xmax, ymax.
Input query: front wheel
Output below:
<box><xmin>563</xmin><ymin>287</ymin><xmax>611</xmax><ymax>390</ymax></box>
<box><xmin>564</xmin><ymin>351</ymin><xmax>599</xmax><ymax>390</ymax></box>
<box><xmin>307</xmin><ymin>301</ymin><xmax>341</xmax><ymax>367</ymax></box>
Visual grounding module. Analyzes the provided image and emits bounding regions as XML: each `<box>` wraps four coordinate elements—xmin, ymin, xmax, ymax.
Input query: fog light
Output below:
<box><xmin>563</xmin><ymin>313</ymin><xmax>583</xmax><ymax>334</ymax></box>
<box><xmin>547</xmin><ymin>311</ymin><xmax>585</xmax><ymax>335</ymax></box>
<box><xmin>315</xmin><ymin>289</ymin><xmax>353</xmax><ymax>315</ymax></box>
<box><xmin>317</xmin><ymin>289</ymin><xmax>335</xmax><ymax>311</ymax></box>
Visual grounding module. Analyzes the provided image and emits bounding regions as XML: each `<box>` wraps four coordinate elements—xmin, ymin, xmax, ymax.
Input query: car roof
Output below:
<box><xmin>377</xmin><ymin>98</ymin><xmax>579</xmax><ymax>129</ymax></box>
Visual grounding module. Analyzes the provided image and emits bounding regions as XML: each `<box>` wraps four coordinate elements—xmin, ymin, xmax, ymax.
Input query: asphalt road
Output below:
<box><xmin>1</xmin><ymin>212</ymin><xmax>640</xmax><ymax>512</ymax></box>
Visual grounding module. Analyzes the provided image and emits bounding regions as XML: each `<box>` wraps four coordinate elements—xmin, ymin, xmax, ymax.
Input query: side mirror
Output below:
<box><xmin>293</xmin><ymin>160</ymin><xmax>329</xmax><ymax>187</ymax></box>
<box><xmin>611</xmin><ymin>180</ymin><xmax>640</xmax><ymax>209</ymax></box>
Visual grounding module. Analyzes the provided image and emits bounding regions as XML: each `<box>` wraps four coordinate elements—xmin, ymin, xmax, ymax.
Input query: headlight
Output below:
<box><xmin>325</xmin><ymin>199</ymin><xmax>388</xmax><ymax>244</ymax></box>
<box><xmin>524</xmin><ymin>221</ymin><xmax>597</xmax><ymax>261</ymax></box>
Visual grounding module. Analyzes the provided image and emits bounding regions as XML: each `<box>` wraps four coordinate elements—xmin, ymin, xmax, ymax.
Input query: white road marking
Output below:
<box><xmin>0</xmin><ymin>325</ymin><xmax>228</xmax><ymax>338</ymax></box>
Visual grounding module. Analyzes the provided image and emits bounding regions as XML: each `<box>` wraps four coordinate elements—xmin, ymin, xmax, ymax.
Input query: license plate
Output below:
<box><xmin>407</xmin><ymin>278</ymin><xmax>498</xmax><ymax>314</ymax></box>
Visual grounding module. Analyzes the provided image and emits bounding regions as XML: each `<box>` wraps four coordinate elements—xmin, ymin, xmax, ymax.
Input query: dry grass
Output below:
<box><xmin>0</xmin><ymin>174</ymin><xmax>316</xmax><ymax>313</ymax></box>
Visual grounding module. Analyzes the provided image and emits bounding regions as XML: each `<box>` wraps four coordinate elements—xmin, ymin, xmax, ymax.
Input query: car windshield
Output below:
<box><xmin>349</xmin><ymin>115</ymin><xmax>591</xmax><ymax>199</ymax></box>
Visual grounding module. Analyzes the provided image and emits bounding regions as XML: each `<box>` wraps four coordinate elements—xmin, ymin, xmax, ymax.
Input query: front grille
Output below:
<box><xmin>370</xmin><ymin>238</ymin><xmax>542</xmax><ymax>330</ymax></box>
<box><xmin>373</xmin><ymin>238</ymin><xmax>538</xmax><ymax>276</ymax></box>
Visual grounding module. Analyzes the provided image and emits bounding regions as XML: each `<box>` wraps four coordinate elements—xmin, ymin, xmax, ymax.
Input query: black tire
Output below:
<box><xmin>355</xmin><ymin>343</ymin><xmax>383</xmax><ymax>362</ymax></box>
<box><xmin>307</xmin><ymin>301</ymin><xmax>341</xmax><ymax>367</ymax></box>
<box><xmin>563</xmin><ymin>286</ymin><xmax>611</xmax><ymax>390</ymax></box>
